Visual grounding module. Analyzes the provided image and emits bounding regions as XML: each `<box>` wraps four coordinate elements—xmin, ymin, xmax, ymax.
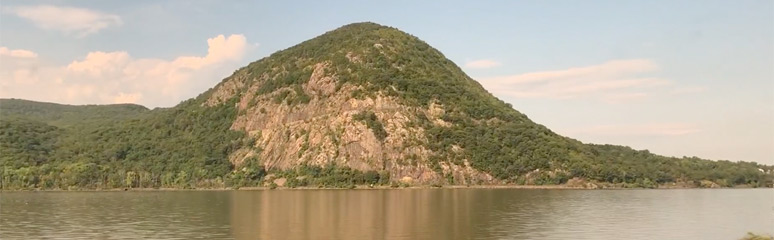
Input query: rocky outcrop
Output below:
<box><xmin>207</xmin><ymin>61</ymin><xmax>495</xmax><ymax>185</ymax></box>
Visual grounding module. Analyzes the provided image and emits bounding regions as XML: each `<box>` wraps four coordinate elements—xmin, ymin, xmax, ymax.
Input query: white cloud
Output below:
<box><xmin>170</xmin><ymin>34</ymin><xmax>248</xmax><ymax>70</ymax></box>
<box><xmin>566</xmin><ymin>123</ymin><xmax>701</xmax><ymax>136</ymax></box>
<box><xmin>0</xmin><ymin>47</ymin><xmax>38</xmax><ymax>58</ymax></box>
<box><xmin>0</xmin><ymin>47</ymin><xmax>41</xmax><ymax>86</ymax></box>
<box><xmin>477</xmin><ymin>59</ymin><xmax>673</xmax><ymax>101</ymax></box>
<box><xmin>66</xmin><ymin>51</ymin><xmax>131</xmax><ymax>77</ymax></box>
<box><xmin>464</xmin><ymin>59</ymin><xmax>501</xmax><ymax>69</ymax></box>
<box><xmin>12</xmin><ymin>68</ymin><xmax>39</xmax><ymax>84</ymax></box>
<box><xmin>0</xmin><ymin>34</ymin><xmax>253</xmax><ymax>107</ymax></box>
<box><xmin>6</xmin><ymin>5</ymin><xmax>122</xmax><ymax>37</ymax></box>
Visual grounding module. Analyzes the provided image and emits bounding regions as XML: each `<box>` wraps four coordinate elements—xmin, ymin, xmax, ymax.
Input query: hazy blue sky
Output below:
<box><xmin>1</xmin><ymin>1</ymin><xmax>772</xmax><ymax>164</ymax></box>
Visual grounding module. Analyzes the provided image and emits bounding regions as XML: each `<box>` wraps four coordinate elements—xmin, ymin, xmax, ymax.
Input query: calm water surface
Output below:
<box><xmin>1</xmin><ymin>189</ymin><xmax>772</xmax><ymax>239</ymax></box>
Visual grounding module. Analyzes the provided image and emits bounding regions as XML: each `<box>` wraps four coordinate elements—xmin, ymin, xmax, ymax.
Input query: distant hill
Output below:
<box><xmin>0</xmin><ymin>22</ymin><xmax>770</xmax><ymax>190</ymax></box>
<box><xmin>0</xmin><ymin>98</ymin><xmax>148</xmax><ymax>127</ymax></box>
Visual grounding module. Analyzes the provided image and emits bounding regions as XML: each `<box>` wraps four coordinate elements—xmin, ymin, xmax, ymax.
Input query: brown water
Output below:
<box><xmin>1</xmin><ymin>189</ymin><xmax>772</xmax><ymax>239</ymax></box>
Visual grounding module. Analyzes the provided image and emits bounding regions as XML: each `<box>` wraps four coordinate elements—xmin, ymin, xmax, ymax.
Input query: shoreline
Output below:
<box><xmin>1</xmin><ymin>184</ymin><xmax>769</xmax><ymax>192</ymax></box>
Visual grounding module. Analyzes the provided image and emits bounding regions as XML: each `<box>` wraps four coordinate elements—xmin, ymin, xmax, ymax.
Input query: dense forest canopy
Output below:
<box><xmin>0</xmin><ymin>22</ymin><xmax>771</xmax><ymax>190</ymax></box>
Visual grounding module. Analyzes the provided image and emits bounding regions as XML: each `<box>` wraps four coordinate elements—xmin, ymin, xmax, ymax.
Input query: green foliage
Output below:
<box><xmin>274</xmin><ymin>163</ymin><xmax>389</xmax><ymax>188</ymax></box>
<box><xmin>227</xmin><ymin>156</ymin><xmax>266</xmax><ymax>188</ymax></box>
<box><xmin>293</xmin><ymin>85</ymin><xmax>311</xmax><ymax>104</ymax></box>
<box><xmin>270</xmin><ymin>85</ymin><xmax>311</xmax><ymax>106</ymax></box>
<box><xmin>352</xmin><ymin>111</ymin><xmax>387</xmax><ymax>141</ymax></box>
<box><xmin>0</xmin><ymin>95</ymin><xmax>246</xmax><ymax>190</ymax></box>
<box><xmin>273</xmin><ymin>89</ymin><xmax>292</xmax><ymax>104</ymax></box>
<box><xmin>0</xmin><ymin>116</ymin><xmax>60</xmax><ymax>168</ymax></box>
<box><xmin>0</xmin><ymin>99</ymin><xmax>148</xmax><ymax>128</ymax></box>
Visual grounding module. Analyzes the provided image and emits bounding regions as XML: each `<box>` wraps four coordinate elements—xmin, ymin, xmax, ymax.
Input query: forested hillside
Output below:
<box><xmin>0</xmin><ymin>99</ymin><xmax>148</xmax><ymax>127</ymax></box>
<box><xmin>1</xmin><ymin>98</ymin><xmax>248</xmax><ymax>189</ymax></box>
<box><xmin>0</xmin><ymin>23</ymin><xmax>771</xmax><ymax>190</ymax></box>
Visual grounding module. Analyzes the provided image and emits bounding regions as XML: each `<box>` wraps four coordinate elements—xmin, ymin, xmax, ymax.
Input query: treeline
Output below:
<box><xmin>276</xmin><ymin>163</ymin><xmax>391</xmax><ymax>189</ymax></box>
<box><xmin>0</xmin><ymin>97</ymin><xmax>249</xmax><ymax>190</ymax></box>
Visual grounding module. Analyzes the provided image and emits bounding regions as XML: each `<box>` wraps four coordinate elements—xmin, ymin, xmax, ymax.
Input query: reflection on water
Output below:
<box><xmin>231</xmin><ymin>189</ymin><xmax>487</xmax><ymax>239</ymax></box>
<box><xmin>0</xmin><ymin>191</ymin><xmax>233</xmax><ymax>239</ymax></box>
<box><xmin>1</xmin><ymin>189</ymin><xmax>772</xmax><ymax>240</ymax></box>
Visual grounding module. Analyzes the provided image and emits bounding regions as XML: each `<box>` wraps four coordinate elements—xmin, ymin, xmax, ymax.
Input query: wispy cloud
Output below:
<box><xmin>5</xmin><ymin>5</ymin><xmax>122</xmax><ymax>37</ymax></box>
<box><xmin>478</xmin><ymin>59</ymin><xmax>672</xmax><ymax>101</ymax></box>
<box><xmin>566</xmin><ymin>123</ymin><xmax>701</xmax><ymax>136</ymax></box>
<box><xmin>0</xmin><ymin>34</ymin><xmax>254</xmax><ymax>107</ymax></box>
<box><xmin>670</xmin><ymin>86</ymin><xmax>707</xmax><ymax>95</ymax></box>
<box><xmin>484</xmin><ymin>59</ymin><xmax>658</xmax><ymax>84</ymax></box>
<box><xmin>602</xmin><ymin>92</ymin><xmax>648</xmax><ymax>104</ymax></box>
<box><xmin>464</xmin><ymin>59</ymin><xmax>501</xmax><ymax>69</ymax></box>
<box><xmin>0</xmin><ymin>47</ymin><xmax>38</xmax><ymax>58</ymax></box>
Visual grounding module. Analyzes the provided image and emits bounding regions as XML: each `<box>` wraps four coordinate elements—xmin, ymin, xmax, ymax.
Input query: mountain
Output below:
<box><xmin>1</xmin><ymin>22</ymin><xmax>771</xmax><ymax>190</ymax></box>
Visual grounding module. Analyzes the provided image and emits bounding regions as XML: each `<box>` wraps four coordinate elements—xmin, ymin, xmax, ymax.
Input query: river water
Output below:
<box><xmin>1</xmin><ymin>188</ymin><xmax>772</xmax><ymax>239</ymax></box>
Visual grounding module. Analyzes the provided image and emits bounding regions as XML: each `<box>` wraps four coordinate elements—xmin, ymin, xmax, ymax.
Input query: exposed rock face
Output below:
<box><xmin>208</xmin><ymin>61</ymin><xmax>494</xmax><ymax>184</ymax></box>
<box><xmin>205</xmin><ymin>71</ymin><xmax>249</xmax><ymax>107</ymax></box>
